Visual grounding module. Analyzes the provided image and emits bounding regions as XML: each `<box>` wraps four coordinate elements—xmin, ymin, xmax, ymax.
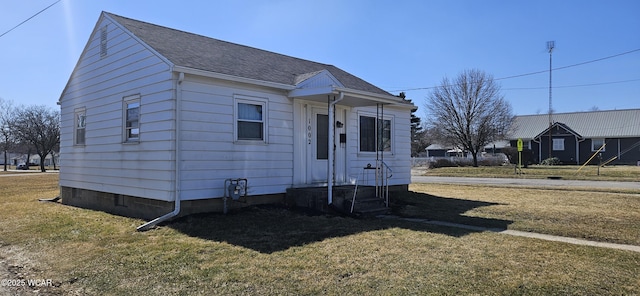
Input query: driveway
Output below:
<box><xmin>411</xmin><ymin>175</ymin><xmax>640</xmax><ymax>190</ymax></box>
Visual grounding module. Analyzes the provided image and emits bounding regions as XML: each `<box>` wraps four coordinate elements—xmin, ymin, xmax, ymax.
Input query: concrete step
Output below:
<box><xmin>344</xmin><ymin>196</ymin><xmax>389</xmax><ymax>217</ymax></box>
<box><xmin>285</xmin><ymin>185</ymin><xmax>389</xmax><ymax>216</ymax></box>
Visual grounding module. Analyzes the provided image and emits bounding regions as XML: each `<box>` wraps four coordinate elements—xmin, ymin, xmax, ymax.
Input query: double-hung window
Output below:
<box><xmin>235</xmin><ymin>96</ymin><xmax>267</xmax><ymax>142</ymax></box>
<box><xmin>359</xmin><ymin>115</ymin><xmax>392</xmax><ymax>152</ymax></box>
<box><xmin>74</xmin><ymin>108</ymin><xmax>86</xmax><ymax>145</ymax></box>
<box><xmin>124</xmin><ymin>95</ymin><xmax>140</xmax><ymax>142</ymax></box>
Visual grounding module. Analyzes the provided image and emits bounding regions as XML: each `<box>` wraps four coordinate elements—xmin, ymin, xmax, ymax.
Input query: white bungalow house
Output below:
<box><xmin>58</xmin><ymin>12</ymin><xmax>414</xmax><ymax>229</ymax></box>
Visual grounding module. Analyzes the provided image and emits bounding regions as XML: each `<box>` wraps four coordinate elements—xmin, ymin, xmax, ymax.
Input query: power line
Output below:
<box><xmin>503</xmin><ymin>78</ymin><xmax>640</xmax><ymax>90</ymax></box>
<box><xmin>495</xmin><ymin>48</ymin><xmax>640</xmax><ymax>81</ymax></box>
<box><xmin>0</xmin><ymin>0</ymin><xmax>61</xmax><ymax>39</ymax></box>
<box><xmin>387</xmin><ymin>48</ymin><xmax>640</xmax><ymax>93</ymax></box>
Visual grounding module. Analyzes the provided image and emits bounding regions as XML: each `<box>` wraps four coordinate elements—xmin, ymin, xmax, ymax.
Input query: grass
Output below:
<box><xmin>399</xmin><ymin>184</ymin><xmax>640</xmax><ymax>246</ymax></box>
<box><xmin>1</xmin><ymin>174</ymin><xmax>639</xmax><ymax>295</ymax></box>
<box><xmin>418</xmin><ymin>164</ymin><xmax>640</xmax><ymax>181</ymax></box>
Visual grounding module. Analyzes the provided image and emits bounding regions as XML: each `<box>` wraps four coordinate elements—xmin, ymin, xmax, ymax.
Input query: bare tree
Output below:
<box><xmin>398</xmin><ymin>92</ymin><xmax>431</xmax><ymax>157</ymax></box>
<box><xmin>425</xmin><ymin>69</ymin><xmax>513</xmax><ymax>167</ymax></box>
<box><xmin>12</xmin><ymin>105</ymin><xmax>60</xmax><ymax>172</ymax></box>
<box><xmin>0</xmin><ymin>98</ymin><xmax>17</xmax><ymax>171</ymax></box>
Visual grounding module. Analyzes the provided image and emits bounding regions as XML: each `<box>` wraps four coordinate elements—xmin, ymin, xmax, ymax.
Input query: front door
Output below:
<box><xmin>307</xmin><ymin>106</ymin><xmax>346</xmax><ymax>184</ymax></box>
<box><xmin>309</xmin><ymin>108</ymin><xmax>328</xmax><ymax>183</ymax></box>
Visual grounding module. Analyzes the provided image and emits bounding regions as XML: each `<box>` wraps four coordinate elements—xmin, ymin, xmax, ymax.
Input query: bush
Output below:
<box><xmin>541</xmin><ymin>157</ymin><xmax>561</xmax><ymax>166</ymax></box>
<box><xmin>502</xmin><ymin>147</ymin><xmax>533</xmax><ymax>167</ymax></box>
<box><xmin>431</xmin><ymin>158</ymin><xmax>459</xmax><ymax>168</ymax></box>
<box><xmin>478</xmin><ymin>155</ymin><xmax>509</xmax><ymax>166</ymax></box>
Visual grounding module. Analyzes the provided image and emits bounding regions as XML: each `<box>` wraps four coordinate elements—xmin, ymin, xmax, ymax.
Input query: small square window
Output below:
<box><xmin>552</xmin><ymin>138</ymin><xmax>564</xmax><ymax>151</ymax></box>
<box><xmin>591</xmin><ymin>139</ymin><xmax>605</xmax><ymax>152</ymax></box>
<box><xmin>114</xmin><ymin>194</ymin><xmax>126</xmax><ymax>207</ymax></box>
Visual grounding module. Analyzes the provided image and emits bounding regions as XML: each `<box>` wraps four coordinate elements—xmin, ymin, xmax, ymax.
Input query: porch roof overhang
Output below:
<box><xmin>288</xmin><ymin>86</ymin><xmax>414</xmax><ymax>108</ymax></box>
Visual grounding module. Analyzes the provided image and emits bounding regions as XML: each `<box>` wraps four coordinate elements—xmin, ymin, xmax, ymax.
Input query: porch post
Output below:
<box><xmin>327</xmin><ymin>92</ymin><xmax>344</xmax><ymax>205</ymax></box>
<box><xmin>575</xmin><ymin>137</ymin><xmax>579</xmax><ymax>164</ymax></box>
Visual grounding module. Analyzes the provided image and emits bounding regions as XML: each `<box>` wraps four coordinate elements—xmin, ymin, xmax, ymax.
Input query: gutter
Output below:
<box><xmin>327</xmin><ymin>92</ymin><xmax>344</xmax><ymax>205</ymax></box>
<box><xmin>137</xmin><ymin>72</ymin><xmax>184</xmax><ymax>231</ymax></box>
<box><xmin>173</xmin><ymin>66</ymin><xmax>295</xmax><ymax>91</ymax></box>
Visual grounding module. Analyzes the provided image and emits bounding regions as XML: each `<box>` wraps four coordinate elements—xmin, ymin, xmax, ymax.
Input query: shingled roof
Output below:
<box><xmin>508</xmin><ymin>109</ymin><xmax>640</xmax><ymax>139</ymax></box>
<box><xmin>105</xmin><ymin>12</ymin><xmax>392</xmax><ymax>97</ymax></box>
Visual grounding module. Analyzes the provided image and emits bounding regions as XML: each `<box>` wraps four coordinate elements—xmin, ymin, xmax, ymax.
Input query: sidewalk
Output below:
<box><xmin>411</xmin><ymin>175</ymin><xmax>640</xmax><ymax>190</ymax></box>
<box><xmin>381</xmin><ymin>215</ymin><xmax>640</xmax><ymax>253</ymax></box>
<box><xmin>407</xmin><ymin>174</ymin><xmax>639</xmax><ymax>252</ymax></box>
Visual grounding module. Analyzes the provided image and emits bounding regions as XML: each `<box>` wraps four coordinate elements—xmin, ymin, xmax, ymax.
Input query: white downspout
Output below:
<box><xmin>327</xmin><ymin>92</ymin><xmax>344</xmax><ymax>205</ymax></box>
<box><xmin>137</xmin><ymin>72</ymin><xmax>184</xmax><ymax>231</ymax></box>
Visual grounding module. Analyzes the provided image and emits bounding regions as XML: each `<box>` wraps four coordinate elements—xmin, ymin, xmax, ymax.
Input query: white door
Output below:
<box><xmin>307</xmin><ymin>106</ymin><xmax>346</xmax><ymax>184</ymax></box>
<box><xmin>308</xmin><ymin>107</ymin><xmax>328</xmax><ymax>183</ymax></box>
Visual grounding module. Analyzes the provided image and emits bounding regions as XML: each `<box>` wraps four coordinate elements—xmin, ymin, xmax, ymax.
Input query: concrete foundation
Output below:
<box><xmin>60</xmin><ymin>184</ymin><xmax>407</xmax><ymax>220</ymax></box>
<box><xmin>60</xmin><ymin>186</ymin><xmax>284</xmax><ymax>220</ymax></box>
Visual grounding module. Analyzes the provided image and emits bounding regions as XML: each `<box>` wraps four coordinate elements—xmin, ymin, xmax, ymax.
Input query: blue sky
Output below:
<box><xmin>1</xmin><ymin>0</ymin><xmax>638</xmax><ymax>117</ymax></box>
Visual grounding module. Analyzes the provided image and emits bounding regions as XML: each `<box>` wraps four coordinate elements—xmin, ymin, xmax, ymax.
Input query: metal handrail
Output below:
<box><xmin>379</xmin><ymin>160</ymin><xmax>393</xmax><ymax>179</ymax></box>
<box><xmin>378</xmin><ymin>161</ymin><xmax>392</xmax><ymax>206</ymax></box>
<box><xmin>351</xmin><ymin>162</ymin><xmax>393</xmax><ymax>213</ymax></box>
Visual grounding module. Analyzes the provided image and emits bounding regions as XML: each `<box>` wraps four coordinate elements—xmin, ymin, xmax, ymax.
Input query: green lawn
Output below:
<box><xmin>0</xmin><ymin>174</ymin><xmax>638</xmax><ymax>295</ymax></box>
<box><xmin>418</xmin><ymin>164</ymin><xmax>640</xmax><ymax>182</ymax></box>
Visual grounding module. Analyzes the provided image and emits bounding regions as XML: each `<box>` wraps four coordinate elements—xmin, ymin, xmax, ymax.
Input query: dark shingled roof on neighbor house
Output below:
<box><xmin>105</xmin><ymin>12</ymin><xmax>393</xmax><ymax>97</ymax></box>
<box><xmin>508</xmin><ymin>108</ymin><xmax>640</xmax><ymax>139</ymax></box>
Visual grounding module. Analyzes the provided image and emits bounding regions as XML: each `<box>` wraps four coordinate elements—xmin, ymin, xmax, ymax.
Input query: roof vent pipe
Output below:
<box><xmin>137</xmin><ymin>72</ymin><xmax>184</xmax><ymax>231</ymax></box>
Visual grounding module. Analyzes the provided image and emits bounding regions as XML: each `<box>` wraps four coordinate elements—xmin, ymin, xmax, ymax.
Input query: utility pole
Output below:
<box><xmin>547</xmin><ymin>40</ymin><xmax>555</xmax><ymax>160</ymax></box>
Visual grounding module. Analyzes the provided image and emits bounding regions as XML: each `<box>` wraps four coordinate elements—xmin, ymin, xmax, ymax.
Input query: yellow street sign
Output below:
<box><xmin>517</xmin><ymin>138</ymin><xmax>523</xmax><ymax>152</ymax></box>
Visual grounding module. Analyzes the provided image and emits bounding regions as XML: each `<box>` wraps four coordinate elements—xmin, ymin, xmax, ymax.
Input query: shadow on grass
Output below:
<box><xmin>392</xmin><ymin>190</ymin><xmax>512</xmax><ymax>230</ymax></box>
<box><xmin>168</xmin><ymin>192</ymin><xmax>511</xmax><ymax>254</ymax></box>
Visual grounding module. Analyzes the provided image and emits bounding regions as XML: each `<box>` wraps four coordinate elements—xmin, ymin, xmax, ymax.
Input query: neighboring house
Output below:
<box><xmin>424</xmin><ymin>144</ymin><xmax>462</xmax><ymax>157</ymax></box>
<box><xmin>1</xmin><ymin>153</ymin><xmax>21</xmax><ymax>165</ymax></box>
<box><xmin>507</xmin><ymin>109</ymin><xmax>640</xmax><ymax>165</ymax></box>
<box><xmin>29</xmin><ymin>153</ymin><xmax>60</xmax><ymax>167</ymax></box>
<box><xmin>58</xmin><ymin>12</ymin><xmax>414</xmax><ymax>226</ymax></box>
<box><xmin>484</xmin><ymin>140</ymin><xmax>510</xmax><ymax>155</ymax></box>
<box><xmin>8</xmin><ymin>153</ymin><xmax>59</xmax><ymax>167</ymax></box>
<box><xmin>424</xmin><ymin>141</ymin><xmax>509</xmax><ymax>158</ymax></box>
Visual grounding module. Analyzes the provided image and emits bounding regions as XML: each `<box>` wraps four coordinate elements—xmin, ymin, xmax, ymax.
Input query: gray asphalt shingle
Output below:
<box><xmin>106</xmin><ymin>12</ymin><xmax>392</xmax><ymax>97</ymax></box>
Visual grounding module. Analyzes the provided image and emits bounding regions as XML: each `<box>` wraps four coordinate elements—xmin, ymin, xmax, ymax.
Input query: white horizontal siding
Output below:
<box><xmin>346</xmin><ymin>105</ymin><xmax>411</xmax><ymax>186</ymax></box>
<box><xmin>60</xmin><ymin>16</ymin><xmax>176</xmax><ymax>202</ymax></box>
<box><xmin>178</xmin><ymin>77</ymin><xmax>294</xmax><ymax>200</ymax></box>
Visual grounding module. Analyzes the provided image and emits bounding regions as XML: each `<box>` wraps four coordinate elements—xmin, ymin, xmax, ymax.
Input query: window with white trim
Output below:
<box><xmin>552</xmin><ymin>138</ymin><xmax>564</xmax><ymax>151</ymax></box>
<box><xmin>124</xmin><ymin>96</ymin><xmax>140</xmax><ymax>142</ymax></box>
<box><xmin>74</xmin><ymin>108</ymin><xmax>86</xmax><ymax>145</ymax></box>
<box><xmin>235</xmin><ymin>97</ymin><xmax>267</xmax><ymax>142</ymax></box>
<box><xmin>591</xmin><ymin>138</ymin><xmax>605</xmax><ymax>152</ymax></box>
<box><xmin>359</xmin><ymin>115</ymin><xmax>392</xmax><ymax>152</ymax></box>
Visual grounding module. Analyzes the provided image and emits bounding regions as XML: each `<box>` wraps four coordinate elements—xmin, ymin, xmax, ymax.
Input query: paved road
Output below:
<box><xmin>0</xmin><ymin>170</ymin><xmax>58</xmax><ymax>177</ymax></box>
<box><xmin>412</xmin><ymin>175</ymin><xmax>640</xmax><ymax>190</ymax></box>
